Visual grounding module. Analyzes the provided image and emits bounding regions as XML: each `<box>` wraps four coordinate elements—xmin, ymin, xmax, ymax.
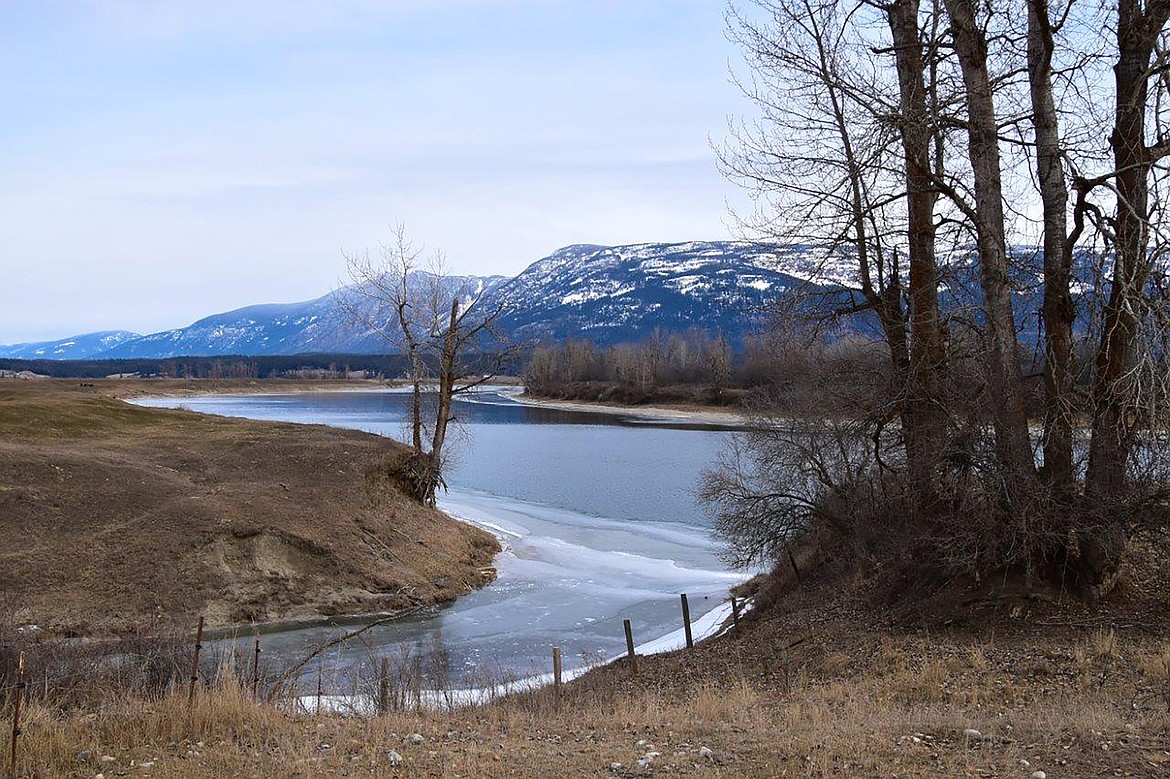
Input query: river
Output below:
<box><xmin>133</xmin><ymin>387</ymin><xmax>744</xmax><ymax>694</ymax></box>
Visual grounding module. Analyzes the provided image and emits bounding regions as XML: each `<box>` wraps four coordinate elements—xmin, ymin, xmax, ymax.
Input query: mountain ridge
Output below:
<box><xmin>0</xmin><ymin>330</ymin><xmax>142</xmax><ymax>361</ymax></box>
<box><xmin>2</xmin><ymin>239</ymin><xmax>1083</xmax><ymax>362</ymax></box>
<box><xmin>3</xmin><ymin>241</ymin><xmax>817</xmax><ymax>360</ymax></box>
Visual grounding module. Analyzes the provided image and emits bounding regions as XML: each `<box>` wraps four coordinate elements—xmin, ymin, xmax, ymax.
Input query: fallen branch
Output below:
<box><xmin>267</xmin><ymin>607</ymin><xmax>425</xmax><ymax>702</ymax></box>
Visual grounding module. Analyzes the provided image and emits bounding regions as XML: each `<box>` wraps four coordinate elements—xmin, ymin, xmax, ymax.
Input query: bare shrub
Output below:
<box><xmin>0</xmin><ymin>624</ymin><xmax>190</xmax><ymax>710</ymax></box>
<box><xmin>700</xmin><ymin>408</ymin><xmax>912</xmax><ymax>572</ymax></box>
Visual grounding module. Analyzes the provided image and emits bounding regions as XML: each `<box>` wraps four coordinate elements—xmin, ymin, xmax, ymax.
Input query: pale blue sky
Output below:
<box><xmin>0</xmin><ymin>1</ymin><xmax>749</xmax><ymax>343</ymax></box>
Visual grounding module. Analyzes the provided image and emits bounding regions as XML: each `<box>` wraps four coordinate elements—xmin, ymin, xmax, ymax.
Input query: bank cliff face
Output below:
<box><xmin>0</xmin><ymin>381</ymin><xmax>499</xmax><ymax>635</ymax></box>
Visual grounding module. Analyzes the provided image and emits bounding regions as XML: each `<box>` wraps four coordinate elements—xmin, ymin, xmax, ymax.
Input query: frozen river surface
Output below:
<box><xmin>134</xmin><ymin>388</ymin><xmax>744</xmax><ymax>687</ymax></box>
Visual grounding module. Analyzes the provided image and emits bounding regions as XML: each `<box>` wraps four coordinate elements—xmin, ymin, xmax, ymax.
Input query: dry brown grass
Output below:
<box><xmin>1090</xmin><ymin>627</ymin><xmax>1121</xmax><ymax>660</ymax></box>
<box><xmin>1137</xmin><ymin>643</ymin><xmax>1170</xmax><ymax>681</ymax></box>
<box><xmin>6</xmin><ymin>632</ymin><xmax>1169</xmax><ymax>779</ymax></box>
<box><xmin>4</xmin><ymin>570</ymin><xmax>1170</xmax><ymax>777</ymax></box>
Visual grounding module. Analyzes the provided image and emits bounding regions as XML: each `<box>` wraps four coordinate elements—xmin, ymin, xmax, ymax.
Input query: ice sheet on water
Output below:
<box><xmin>298</xmin><ymin>598</ymin><xmax>753</xmax><ymax>714</ymax></box>
<box><xmin>432</xmin><ymin>490</ymin><xmax>743</xmax><ymax>652</ymax></box>
<box><xmin>442</xmin><ymin>490</ymin><xmax>721</xmax><ymax>552</ymax></box>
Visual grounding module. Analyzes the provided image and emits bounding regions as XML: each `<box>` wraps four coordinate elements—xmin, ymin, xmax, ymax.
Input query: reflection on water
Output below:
<box><xmin>135</xmin><ymin>388</ymin><xmax>743</xmax><ymax>687</ymax></box>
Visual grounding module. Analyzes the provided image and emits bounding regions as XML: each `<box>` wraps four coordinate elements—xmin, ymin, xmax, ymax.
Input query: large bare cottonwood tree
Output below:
<box><xmin>710</xmin><ymin>0</ymin><xmax>1170</xmax><ymax>594</ymax></box>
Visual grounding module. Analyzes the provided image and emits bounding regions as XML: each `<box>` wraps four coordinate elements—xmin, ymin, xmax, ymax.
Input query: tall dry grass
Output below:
<box><xmin>5</xmin><ymin>619</ymin><xmax>1170</xmax><ymax>777</ymax></box>
<box><xmin>7</xmin><ymin>660</ymin><xmax>1164</xmax><ymax>778</ymax></box>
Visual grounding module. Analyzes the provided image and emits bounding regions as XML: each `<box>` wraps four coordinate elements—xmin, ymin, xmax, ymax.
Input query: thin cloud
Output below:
<box><xmin>0</xmin><ymin>1</ymin><xmax>749</xmax><ymax>343</ymax></box>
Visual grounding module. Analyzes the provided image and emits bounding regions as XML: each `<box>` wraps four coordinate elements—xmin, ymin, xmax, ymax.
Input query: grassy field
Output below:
<box><xmin>0</xmin><ymin>379</ymin><xmax>498</xmax><ymax>635</ymax></box>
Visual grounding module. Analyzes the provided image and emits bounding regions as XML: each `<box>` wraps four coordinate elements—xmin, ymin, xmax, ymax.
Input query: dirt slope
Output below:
<box><xmin>0</xmin><ymin>381</ymin><xmax>498</xmax><ymax>635</ymax></box>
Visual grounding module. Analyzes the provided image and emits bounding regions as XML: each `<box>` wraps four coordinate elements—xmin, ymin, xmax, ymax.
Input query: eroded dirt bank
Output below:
<box><xmin>0</xmin><ymin>380</ymin><xmax>499</xmax><ymax>635</ymax></box>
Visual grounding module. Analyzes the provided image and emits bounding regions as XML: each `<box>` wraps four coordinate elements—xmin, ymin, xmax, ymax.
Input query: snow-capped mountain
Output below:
<box><xmin>490</xmin><ymin>241</ymin><xmax>841</xmax><ymax>344</ymax></box>
<box><xmin>99</xmin><ymin>273</ymin><xmax>511</xmax><ymax>359</ymax></box>
<box><xmin>0</xmin><ymin>330</ymin><xmax>141</xmax><ymax>360</ymax></box>
<box><xmin>0</xmin><ymin>241</ymin><xmax>858</xmax><ymax>361</ymax></box>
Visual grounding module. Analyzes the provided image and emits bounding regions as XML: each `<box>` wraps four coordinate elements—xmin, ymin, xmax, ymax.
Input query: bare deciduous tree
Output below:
<box><xmin>1026</xmin><ymin>0</ymin><xmax>1077</xmax><ymax>492</ymax></box>
<box><xmin>720</xmin><ymin>0</ymin><xmax>954</xmax><ymax>506</ymax></box>
<box><xmin>1074</xmin><ymin>0</ymin><xmax>1170</xmax><ymax>589</ymax></box>
<box><xmin>711</xmin><ymin>0</ymin><xmax>1170</xmax><ymax>596</ymax></box>
<box><xmin>340</xmin><ymin>225</ymin><xmax>511</xmax><ymax>505</ymax></box>
<box><xmin>942</xmin><ymin>0</ymin><xmax>1037</xmax><ymax>486</ymax></box>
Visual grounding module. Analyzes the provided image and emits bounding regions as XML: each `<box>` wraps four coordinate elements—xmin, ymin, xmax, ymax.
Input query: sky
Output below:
<box><xmin>0</xmin><ymin>0</ymin><xmax>752</xmax><ymax>344</ymax></box>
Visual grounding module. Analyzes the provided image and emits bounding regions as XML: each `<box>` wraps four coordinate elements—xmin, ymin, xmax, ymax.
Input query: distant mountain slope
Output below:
<box><xmin>102</xmin><ymin>274</ymin><xmax>510</xmax><ymax>359</ymax></box>
<box><xmin>488</xmin><ymin>241</ymin><xmax>839</xmax><ymax>344</ymax></box>
<box><xmin>12</xmin><ymin>239</ymin><xmax>1085</xmax><ymax>361</ymax></box>
<box><xmin>12</xmin><ymin>241</ymin><xmax>819</xmax><ymax>360</ymax></box>
<box><xmin>0</xmin><ymin>331</ymin><xmax>141</xmax><ymax>360</ymax></box>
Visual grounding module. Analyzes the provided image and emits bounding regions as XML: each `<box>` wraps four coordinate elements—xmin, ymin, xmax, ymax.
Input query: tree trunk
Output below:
<box><xmin>1027</xmin><ymin>0</ymin><xmax>1075</xmax><ymax>492</ymax></box>
<box><xmin>1083</xmin><ymin>0</ymin><xmax>1170</xmax><ymax>591</ymax></box>
<box><xmin>812</xmin><ymin>6</ymin><xmax>914</xmax><ymax>472</ymax></box>
<box><xmin>887</xmin><ymin>0</ymin><xmax>948</xmax><ymax>504</ymax></box>
<box><xmin>1086</xmin><ymin>0</ymin><xmax>1165</xmax><ymax>498</ymax></box>
<box><xmin>409</xmin><ymin>353</ymin><xmax>423</xmax><ymax>452</ymax></box>
<box><xmin>425</xmin><ymin>297</ymin><xmax>461</xmax><ymax>505</ymax></box>
<box><xmin>943</xmin><ymin>0</ymin><xmax>1037</xmax><ymax>486</ymax></box>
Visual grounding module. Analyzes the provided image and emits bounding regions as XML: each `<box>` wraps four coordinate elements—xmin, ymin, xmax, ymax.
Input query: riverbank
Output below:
<box><xmin>0</xmin><ymin>381</ymin><xmax>499</xmax><ymax>635</ymax></box>
<box><xmin>124</xmin><ymin>385</ymin><xmax>743</xmax><ymax>690</ymax></box>
<box><xmin>5</xmin><ymin>378</ymin><xmax>1166</xmax><ymax>776</ymax></box>
<box><xmin>8</xmin><ymin>379</ymin><xmax>1165</xmax><ymax>776</ymax></box>
<box><xmin>101</xmin><ymin>376</ymin><xmax>399</xmax><ymax>399</ymax></box>
<box><xmin>82</xmin><ymin>375</ymin><xmax>520</xmax><ymax>400</ymax></box>
<box><xmin>514</xmin><ymin>391</ymin><xmax>746</xmax><ymax>426</ymax></box>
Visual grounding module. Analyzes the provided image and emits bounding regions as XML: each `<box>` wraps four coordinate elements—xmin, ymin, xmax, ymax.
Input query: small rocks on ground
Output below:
<box><xmin>76</xmin><ymin>750</ymin><xmax>93</xmax><ymax>763</ymax></box>
<box><xmin>963</xmin><ymin>728</ymin><xmax>985</xmax><ymax>742</ymax></box>
<box><xmin>1031</xmin><ymin>772</ymin><xmax>1047</xmax><ymax>779</ymax></box>
<box><xmin>409</xmin><ymin>733</ymin><xmax>425</xmax><ymax>745</ymax></box>
<box><xmin>387</xmin><ymin>750</ymin><xmax>402</xmax><ymax>767</ymax></box>
<box><xmin>698</xmin><ymin>746</ymin><xmax>714</xmax><ymax>760</ymax></box>
<box><xmin>609</xmin><ymin>762</ymin><xmax>623</xmax><ymax>772</ymax></box>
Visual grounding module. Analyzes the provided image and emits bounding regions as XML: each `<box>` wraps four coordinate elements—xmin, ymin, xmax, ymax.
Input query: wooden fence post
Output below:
<box><xmin>378</xmin><ymin>657</ymin><xmax>390</xmax><ymax>715</ymax></box>
<box><xmin>731</xmin><ymin>596</ymin><xmax>740</xmax><ymax>627</ymax></box>
<box><xmin>251</xmin><ymin>633</ymin><xmax>261</xmax><ymax>700</ymax></box>
<box><xmin>623</xmin><ymin>619</ymin><xmax>637</xmax><ymax>676</ymax></box>
<box><xmin>552</xmin><ymin>647</ymin><xmax>563</xmax><ymax>704</ymax></box>
<box><xmin>9</xmin><ymin>651</ymin><xmax>25</xmax><ymax>779</ymax></box>
<box><xmin>187</xmin><ymin>616</ymin><xmax>204</xmax><ymax>709</ymax></box>
<box><xmin>411</xmin><ymin>655</ymin><xmax>422</xmax><ymax>711</ymax></box>
<box><xmin>316</xmin><ymin>660</ymin><xmax>323</xmax><ymax>715</ymax></box>
<box><xmin>680</xmin><ymin>594</ymin><xmax>694</xmax><ymax>649</ymax></box>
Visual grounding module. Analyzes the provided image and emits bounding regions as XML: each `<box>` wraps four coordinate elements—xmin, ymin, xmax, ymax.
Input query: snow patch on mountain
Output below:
<box><xmin>0</xmin><ymin>331</ymin><xmax>142</xmax><ymax>360</ymax></box>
